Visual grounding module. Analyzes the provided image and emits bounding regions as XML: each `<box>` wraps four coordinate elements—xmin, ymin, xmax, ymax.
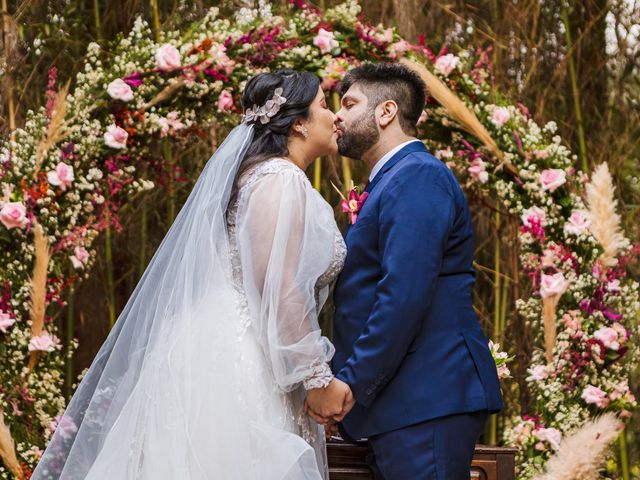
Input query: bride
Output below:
<box><xmin>32</xmin><ymin>70</ymin><xmax>352</xmax><ymax>480</ymax></box>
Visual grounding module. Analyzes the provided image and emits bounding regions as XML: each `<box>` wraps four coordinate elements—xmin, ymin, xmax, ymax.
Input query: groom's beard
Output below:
<box><xmin>337</xmin><ymin>109</ymin><xmax>380</xmax><ymax>160</ymax></box>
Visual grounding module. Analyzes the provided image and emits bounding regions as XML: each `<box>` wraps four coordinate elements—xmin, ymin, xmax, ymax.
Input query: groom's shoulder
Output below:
<box><xmin>394</xmin><ymin>149</ymin><xmax>455</xmax><ymax>187</ymax></box>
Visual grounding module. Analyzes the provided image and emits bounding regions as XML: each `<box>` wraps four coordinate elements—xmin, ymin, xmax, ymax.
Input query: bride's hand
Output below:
<box><xmin>305</xmin><ymin>378</ymin><xmax>351</xmax><ymax>420</ymax></box>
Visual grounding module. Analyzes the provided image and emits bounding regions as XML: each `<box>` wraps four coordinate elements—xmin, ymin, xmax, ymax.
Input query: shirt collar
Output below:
<box><xmin>368</xmin><ymin>139</ymin><xmax>422</xmax><ymax>182</ymax></box>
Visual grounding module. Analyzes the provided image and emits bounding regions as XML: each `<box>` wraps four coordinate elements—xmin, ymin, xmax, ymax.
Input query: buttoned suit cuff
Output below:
<box><xmin>337</xmin><ymin>368</ymin><xmax>386</xmax><ymax>408</ymax></box>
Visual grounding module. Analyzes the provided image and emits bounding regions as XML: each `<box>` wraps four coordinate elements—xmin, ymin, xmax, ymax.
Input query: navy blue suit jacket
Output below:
<box><xmin>333</xmin><ymin>141</ymin><xmax>503</xmax><ymax>439</ymax></box>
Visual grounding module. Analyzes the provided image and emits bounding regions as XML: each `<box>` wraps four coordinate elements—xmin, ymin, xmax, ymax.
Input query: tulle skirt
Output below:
<box><xmin>78</xmin><ymin>288</ymin><xmax>327</xmax><ymax>480</ymax></box>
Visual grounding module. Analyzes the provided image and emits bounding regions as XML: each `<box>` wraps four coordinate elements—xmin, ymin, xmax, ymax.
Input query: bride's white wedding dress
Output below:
<box><xmin>32</xmin><ymin>124</ymin><xmax>346</xmax><ymax>480</ymax></box>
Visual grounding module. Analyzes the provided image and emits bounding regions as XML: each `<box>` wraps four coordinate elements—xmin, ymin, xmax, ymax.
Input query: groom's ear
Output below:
<box><xmin>377</xmin><ymin>100</ymin><xmax>399</xmax><ymax>128</ymax></box>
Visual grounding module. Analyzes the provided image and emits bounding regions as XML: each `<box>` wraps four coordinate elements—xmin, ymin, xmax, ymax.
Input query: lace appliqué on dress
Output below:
<box><xmin>302</xmin><ymin>359</ymin><xmax>334</xmax><ymax>390</ymax></box>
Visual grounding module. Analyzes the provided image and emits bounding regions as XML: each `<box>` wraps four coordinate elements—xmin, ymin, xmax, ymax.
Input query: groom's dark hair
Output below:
<box><xmin>340</xmin><ymin>63</ymin><xmax>426</xmax><ymax>136</ymax></box>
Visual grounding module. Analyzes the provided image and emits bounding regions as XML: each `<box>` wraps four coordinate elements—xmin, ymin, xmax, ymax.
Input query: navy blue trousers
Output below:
<box><xmin>366</xmin><ymin>410</ymin><xmax>488</xmax><ymax>480</ymax></box>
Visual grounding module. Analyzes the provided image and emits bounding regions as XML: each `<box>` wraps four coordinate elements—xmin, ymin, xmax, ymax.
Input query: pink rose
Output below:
<box><xmin>540</xmin><ymin>272</ymin><xmax>568</xmax><ymax>298</ymax></box>
<box><xmin>468</xmin><ymin>159</ymin><xmax>488</xmax><ymax>183</ymax></box>
<box><xmin>513</xmin><ymin>420</ymin><xmax>534</xmax><ymax>443</ymax></box>
<box><xmin>209</xmin><ymin>43</ymin><xmax>235</xmax><ymax>74</ymax></box>
<box><xmin>313</xmin><ymin>28</ymin><xmax>338</xmax><ymax>54</ymax></box>
<box><xmin>47</xmin><ymin>162</ymin><xmax>74</xmax><ymax>191</ymax></box>
<box><xmin>104</xmin><ymin>124</ymin><xmax>128</xmax><ymax>149</ymax></box>
<box><xmin>50</xmin><ymin>415</ymin><xmax>78</xmax><ymax>440</ymax></box>
<box><xmin>491</xmin><ymin>107</ymin><xmax>511</xmax><ymax>128</ymax></box>
<box><xmin>0</xmin><ymin>311</ymin><xmax>15</xmax><ymax>334</ymax></box>
<box><xmin>607</xmin><ymin>279</ymin><xmax>621</xmax><ymax>292</ymax></box>
<box><xmin>533</xmin><ymin>149</ymin><xmax>550</xmax><ymax>160</ymax></box>
<box><xmin>106</xmin><ymin>78</ymin><xmax>134</xmax><ymax>102</ymax></box>
<box><xmin>496</xmin><ymin>364</ymin><xmax>511</xmax><ymax>379</ymax></box>
<box><xmin>564</xmin><ymin>210</ymin><xmax>590</xmax><ymax>235</ymax></box>
<box><xmin>594</xmin><ymin>327</ymin><xmax>620</xmax><ymax>351</ymax></box>
<box><xmin>541</xmin><ymin>248</ymin><xmax>558</xmax><ymax>268</ymax></box>
<box><xmin>609</xmin><ymin>380</ymin><xmax>630</xmax><ymax>401</ymax></box>
<box><xmin>534</xmin><ymin>427</ymin><xmax>561</xmax><ymax>450</ymax></box>
<box><xmin>581</xmin><ymin>384</ymin><xmax>609</xmax><ymax>408</ymax></box>
<box><xmin>70</xmin><ymin>246</ymin><xmax>90</xmax><ymax>269</ymax></box>
<box><xmin>540</xmin><ymin>168</ymin><xmax>566</xmax><ymax>192</ymax></box>
<box><xmin>28</xmin><ymin>331</ymin><xmax>62</xmax><ymax>352</ymax></box>
<box><xmin>0</xmin><ymin>201</ymin><xmax>28</xmax><ymax>229</ymax></box>
<box><xmin>526</xmin><ymin>365</ymin><xmax>548</xmax><ymax>382</ymax></box>
<box><xmin>434</xmin><ymin>53</ymin><xmax>460</xmax><ymax>77</ymax></box>
<box><xmin>321</xmin><ymin>58</ymin><xmax>348</xmax><ymax>90</ymax></box>
<box><xmin>562</xmin><ymin>311</ymin><xmax>582</xmax><ymax>331</ymax></box>
<box><xmin>157</xmin><ymin>111</ymin><xmax>186</xmax><ymax>138</ymax></box>
<box><xmin>417</xmin><ymin>110</ymin><xmax>428</xmax><ymax>126</ymax></box>
<box><xmin>209</xmin><ymin>43</ymin><xmax>227</xmax><ymax>61</ymax></box>
<box><xmin>521</xmin><ymin>206</ymin><xmax>546</xmax><ymax>228</ymax></box>
<box><xmin>373</xmin><ymin>28</ymin><xmax>393</xmax><ymax>44</ymax></box>
<box><xmin>435</xmin><ymin>147</ymin><xmax>453</xmax><ymax>160</ymax></box>
<box><xmin>155</xmin><ymin>44</ymin><xmax>181</xmax><ymax>71</ymax></box>
<box><xmin>217</xmin><ymin>90</ymin><xmax>234</xmax><ymax>112</ymax></box>
<box><xmin>388</xmin><ymin>40</ymin><xmax>410</xmax><ymax>59</ymax></box>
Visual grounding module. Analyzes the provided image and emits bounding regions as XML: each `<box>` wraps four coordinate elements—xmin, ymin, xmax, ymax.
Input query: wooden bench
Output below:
<box><xmin>327</xmin><ymin>439</ymin><xmax>517</xmax><ymax>480</ymax></box>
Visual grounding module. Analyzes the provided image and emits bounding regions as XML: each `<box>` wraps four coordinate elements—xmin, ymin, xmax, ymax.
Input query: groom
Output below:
<box><xmin>306</xmin><ymin>63</ymin><xmax>503</xmax><ymax>479</ymax></box>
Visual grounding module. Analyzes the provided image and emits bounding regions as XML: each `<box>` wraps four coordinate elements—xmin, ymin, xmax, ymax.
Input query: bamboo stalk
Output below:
<box><xmin>1</xmin><ymin>0</ymin><xmax>15</xmax><ymax>131</ymax></box>
<box><xmin>65</xmin><ymin>283</ymin><xmax>75</xmax><ymax>399</ymax></box>
<box><xmin>104</xmin><ymin>207</ymin><xmax>116</xmax><ymax>328</ymax></box>
<box><xmin>163</xmin><ymin>140</ymin><xmax>175</xmax><ymax>223</ymax></box>
<box><xmin>619</xmin><ymin>426</ymin><xmax>630</xmax><ymax>480</ymax></box>
<box><xmin>313</xmin><ymin>158</ymin><xmax>322</xmax><ymax>191</ymax></box>
<box><xmin>561</xmin><ymin>2</ymin><xmax>588</xmax><ymax>172</ymax></box>
<box><xmin>139</xmin><ymin>169</ymin><xmax>148</xmax><ymax>278</ymax></box>
<box><xmin>331</xmin><ymin>92</ymin><xmax>352</xmax><ymax>188</ymax></box>
<box><xmin>150</xmin><ymin>0</ymin><xmax>161</xmax><ymax>40</ymax></box>
<box><xmin>489</xmin><ymin>209</ymin><xmax>501</xmax><ymax>445</ymax></box>
<box><xmin>93</xmin><ymin>0</ymin><xmax>101</xmax><ymax>41</ymax></box>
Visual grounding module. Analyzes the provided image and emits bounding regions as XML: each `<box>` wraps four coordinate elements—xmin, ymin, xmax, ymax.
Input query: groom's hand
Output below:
<box><xmin>304</xmin><ymin>378</ymin><xmax>355</xmax><ymax>424</ymax></box>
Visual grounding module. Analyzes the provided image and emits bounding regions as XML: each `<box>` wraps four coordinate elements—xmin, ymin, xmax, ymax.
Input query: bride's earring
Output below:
<box><xmin>299</xmin><ymin>127</ymin><xmax>309</xmax><ymax>139</ymax></box>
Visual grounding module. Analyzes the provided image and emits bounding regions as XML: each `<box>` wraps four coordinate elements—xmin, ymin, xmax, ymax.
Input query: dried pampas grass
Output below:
<box><xmin>585</xmin><ymin>163</ymin><xmax>627</xmax><ymax>267</ymax></box>
<box><xmin>27</xmin><ymin>222</ymin><xmax>50</xmax><ymax>372</ymax></box>
<box><xmin>0</xmin><ymin>411</ymin><xmax>22</xmax><ymax>478</ymax></box>
<box><xmin>534</xmin><ymin>413</ymin><xmax>622</xmax><ymax>480</ymax></box>
<box><xmin>399</xmin><ymin>57</ymin><xmax>518</xmax><ymax>177</ymax></box>
<box><xmin>33</xmin><ymin>81</ymin><xmax>71</xmax><ymax>178</ymax></box>
<box><xmin>542</xmin><ymin>295</ymin><xmax>560</xmax><ymax>364</ymax></box>
<box><xmin>142</xmin><ymin>77</ymin><xmax>186</xmax><ymax>110</ymax></box>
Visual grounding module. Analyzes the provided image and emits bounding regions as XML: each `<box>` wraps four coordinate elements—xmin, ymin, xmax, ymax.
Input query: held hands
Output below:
<box><xmin>304</xmin><ymin>378</ymin><xmax>356</xmax><ymax>426</ymax></box>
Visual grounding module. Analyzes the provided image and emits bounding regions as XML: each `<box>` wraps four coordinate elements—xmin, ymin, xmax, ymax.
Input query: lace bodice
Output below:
<box><xmin>227</xmin><ymin>158</ymin><xmax>345</xmax><ymax>293</ymax></box>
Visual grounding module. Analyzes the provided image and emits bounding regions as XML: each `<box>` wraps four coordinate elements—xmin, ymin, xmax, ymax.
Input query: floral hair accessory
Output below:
<box><xmin>243</xmin><ymin>87</ymin><xmax>287</xmax><ymax>125</ymax></box>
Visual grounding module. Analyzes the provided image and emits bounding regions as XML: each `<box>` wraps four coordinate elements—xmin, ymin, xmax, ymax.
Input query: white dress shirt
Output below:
<box><xmin>368</xmin><ymin>139</ymin><xmax>423</xmax><ymax>182</ymax></box>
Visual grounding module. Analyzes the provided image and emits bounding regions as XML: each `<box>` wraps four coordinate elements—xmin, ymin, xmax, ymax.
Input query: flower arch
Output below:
<box><xmin>0</xmin><ymin>1</ymin><xmax>637</xmax><ymax>478</ymax></box>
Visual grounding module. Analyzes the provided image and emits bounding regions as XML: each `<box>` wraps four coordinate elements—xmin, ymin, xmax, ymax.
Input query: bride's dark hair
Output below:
<box><xmin>239</xmin><ymin>70</ymin><xmax>320</xmax><ymax>172</ymax></box>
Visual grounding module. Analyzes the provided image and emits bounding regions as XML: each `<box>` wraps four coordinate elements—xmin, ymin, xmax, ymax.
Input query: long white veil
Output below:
<box><xmin>31</xmin><ymin>124</ymin><xmax>274</xmax><ymax>478</ymax></box>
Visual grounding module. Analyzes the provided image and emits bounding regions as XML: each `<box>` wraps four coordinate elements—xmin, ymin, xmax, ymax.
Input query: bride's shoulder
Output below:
<box><xmin>242</xmin><ymin>157</ymin><xmax>308</xmax><ymax>187</ymax></box>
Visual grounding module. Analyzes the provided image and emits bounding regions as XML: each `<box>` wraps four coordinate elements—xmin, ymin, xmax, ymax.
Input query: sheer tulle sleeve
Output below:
<box><xmin>236</xmin><ymin>163</ymin><xmax>336</xmax><ymax>392</ymax></box>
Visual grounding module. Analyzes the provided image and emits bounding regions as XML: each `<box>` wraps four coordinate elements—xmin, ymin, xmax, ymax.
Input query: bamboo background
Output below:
<box><xmin>1</xmin><ymin>0</ymin><xmax>639</xmax><ymax>477</ymax></box>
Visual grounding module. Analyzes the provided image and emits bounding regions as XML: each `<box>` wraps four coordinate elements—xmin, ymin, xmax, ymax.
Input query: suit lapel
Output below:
<box><xmin>364</xmin><ymin>140</ymin><xmax>427</xmax><ymax>194</ymax></box>
<box><xmin>344</xmin><ymin>141</ymin><xmax>427</xmax><ymax>238</ymax></box>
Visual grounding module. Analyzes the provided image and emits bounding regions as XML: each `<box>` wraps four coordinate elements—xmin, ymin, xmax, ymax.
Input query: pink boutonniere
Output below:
<box><xmin>333</xmin><ymin>182</ymin><xmax>369</xmax><ymax>225</ymax></box>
